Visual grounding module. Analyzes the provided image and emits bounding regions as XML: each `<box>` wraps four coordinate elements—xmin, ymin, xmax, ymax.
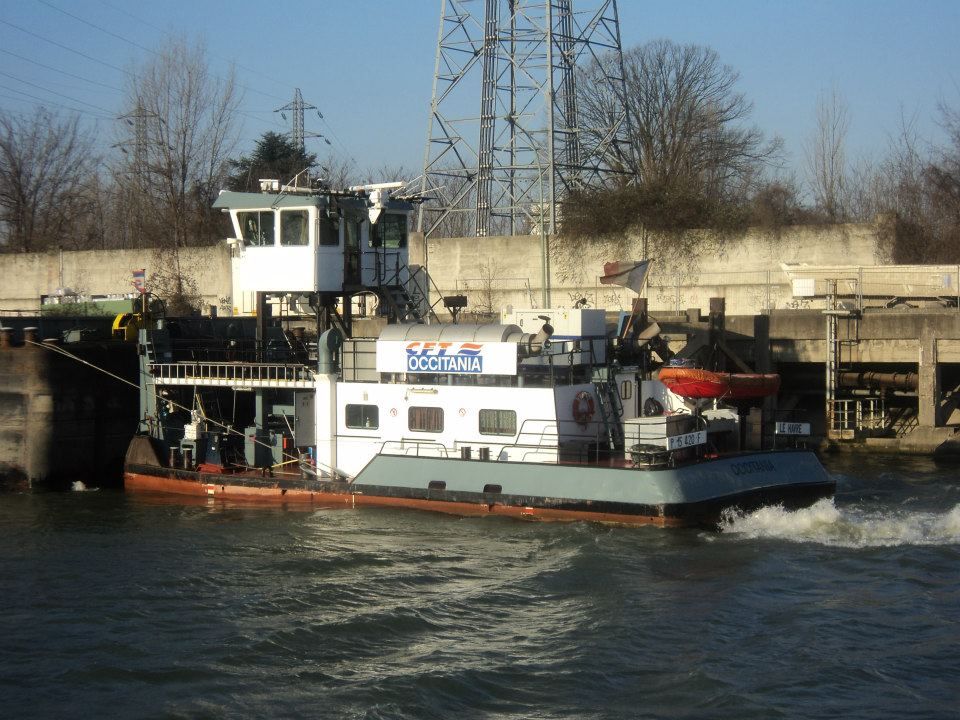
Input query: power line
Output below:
<box><xmin>96</xmin><ymin>0</ymin><xmax>291</xmax><ymax>104</ymax></box>
<box><xmin>35</xmin><ymin>0</ymin><xmax>287</xmax><ymax>105</ymax></box>
<box><xmin>2</xmin><ymin>3</ymin><xmax>354</xmax><ymax>165</ymax></box>
<box><xmin>0</xmin><ymin>70</ymin><xmax>116</xmax><ymax>115</ymax></box>
<box><xmin>16</xmin><ymin>1</ymin><xmax>355</xmax><ymax>163</ymax></box>
<box><xmin>0</xmin><ymin>80</ymin><xmax>114</xmax><ymax>118</ymax></box>
<box><xmin>0</xmin><ymin>48</ymin><xmax>124</xmax><ymax>93</ymax></box>
<box><xmin>0</xmin><ymin>19</ymin><xmax>132</xmax><ymax>76</ymax></box>
<box><xmin>35</xmin><ymin>0</ymin><xmax>158</xmax><ymax>56</ymax></box>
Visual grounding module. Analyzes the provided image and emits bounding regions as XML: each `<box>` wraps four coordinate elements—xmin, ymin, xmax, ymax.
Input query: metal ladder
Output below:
<box><xmin>593</xmin><ymin>380</ymin><xmax>625</xmax><ymax>451</ymax></box>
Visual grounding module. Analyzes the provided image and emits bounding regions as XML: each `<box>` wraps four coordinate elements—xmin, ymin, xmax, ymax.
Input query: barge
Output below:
<box><xmin>122</xmin><ymin>179</ymin><xmax>834</xmax><ymax>527</ymax></box>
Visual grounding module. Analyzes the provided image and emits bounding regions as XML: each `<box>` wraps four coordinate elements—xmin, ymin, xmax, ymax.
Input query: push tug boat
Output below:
<box><xmin>123</xmin><ymin>180</ymin><xmax>834</xmax><ymax>527</ymax></box>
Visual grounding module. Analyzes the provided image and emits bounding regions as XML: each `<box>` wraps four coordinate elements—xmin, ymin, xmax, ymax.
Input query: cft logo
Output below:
<box><xmin>405</xmin><ymin>342</ymin><xmax>483</xmax><ymax>373</ymax></box>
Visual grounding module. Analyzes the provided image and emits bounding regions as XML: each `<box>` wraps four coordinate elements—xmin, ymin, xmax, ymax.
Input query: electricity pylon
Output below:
<box><xmin>419</xmin><ymin>0</ymin><xmax>634</xmax><ymax>238</ymax></box>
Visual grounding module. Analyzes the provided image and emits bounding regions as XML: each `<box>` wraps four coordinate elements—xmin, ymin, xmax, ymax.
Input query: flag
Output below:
<box><xmin>132</xmin><ymin>269</ymin><xmax>146</xmax><ymax>294</ymax></box>
<box><xmin>599</xmin><ymin>259</ymin><xmax>650</xmax><ymax>294</ymax></box>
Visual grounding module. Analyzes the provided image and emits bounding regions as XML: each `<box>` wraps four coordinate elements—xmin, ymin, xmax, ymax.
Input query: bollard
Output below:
<box><xmin>23</xmin><ymin>327</ymin><xmax>37</xmax><ymax>344</ymax></box>
<box><xmin>168</xmin><ymin>447</ymin><xmax>180</xmax><ymax>468</ymax></box>
<box><xmin>461</xmin><ymin>446</ymin><xmax>472</xmax><ymax>460</ymax></box>
<box><xmin>0</xmin><ymin>327</ymin><xmax>11</xmax><ymax>348</ymax></box>
<box><xmin>479</xmin><ymin>447</ymin><xmax>490</xmax><ymax>461</ymax></box>
<box><xmin>183</xmin><ymin>447</ymin><xmax>193</xmax><ymax>469</ymax></box>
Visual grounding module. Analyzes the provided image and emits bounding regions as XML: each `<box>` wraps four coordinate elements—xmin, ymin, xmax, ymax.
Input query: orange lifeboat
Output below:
<box><xmin>657</xmin><ymin>367</ymin><xmax>780</xmax><ymax>400</ymax></box>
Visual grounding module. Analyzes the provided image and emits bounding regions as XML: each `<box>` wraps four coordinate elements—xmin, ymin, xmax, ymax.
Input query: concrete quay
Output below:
<box><xmin>0</xmin><ymin>326</ymin><xmax>138</xmax><ymax>490</ymax></box>
<box><xmin>655</xmin><ymin>304</ymin><xmax>960</xmax><ymax>456</ymax></box>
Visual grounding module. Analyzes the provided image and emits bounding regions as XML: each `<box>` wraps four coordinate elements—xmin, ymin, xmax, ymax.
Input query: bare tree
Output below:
<box><xmin>117</xmin><ymin>36</ymin><xmax>241</xmax><ymax>249</ymax></box>
<box><xmin>579</xmin><ymin>39</ymin><xmax>781</xmax><ymax>199</ymax></box>
<box><xmin>0</xmin><ymin>108</ymin><xmax>97</xmax><ymax>252</ymax></box>
<box><xmin>149</xmin><ymin>246</ymin><xmax>203</xmax><ymax>316</ymax></box>
<box><xmin>316</xmin><ymin>153</ymin><xmax>359</xmax><ymax>189</ymax></box>
<box><xmin>568</xmin><ymin>40</ymin><xmax>781</xmax><ymax>240</ymax></box>
<box><xmin>805</xmin><ymin>87</ymin><xmax>850</xmax><ymax>220</ymax></box>
<box><xmin>847</xmin><ymin>107</ymin><xmax>960</xmax><ymax>263</ymax></box>
<box><xmin>916</xmin><ymin>99</ymin><xmax>960</xmax><ymax>261</ymax></box>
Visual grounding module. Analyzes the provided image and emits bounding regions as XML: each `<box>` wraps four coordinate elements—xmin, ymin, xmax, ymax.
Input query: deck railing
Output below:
<box><xmin>149</xmin><ymin>361</ymin><xmax>315</xmax><ymax>388</ymax></box>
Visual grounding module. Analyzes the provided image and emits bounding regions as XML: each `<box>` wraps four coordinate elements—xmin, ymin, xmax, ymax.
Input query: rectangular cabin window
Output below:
<box><xmin>479</xmin><ymin>409</ymin><xmax>517</xmax><ymax>436</ymax></box>
<box><xmin>280</xmin><ymin>209</ymin><xmax>309</xmax><ymax>246</ymax></box>
<box><xmin>345</xmin><ymin>218</ymin><xmax>362</xmax><ymax>250</ymax></box>
<box><xmin>370</xmin><ymin>213</ymin><xmax>407</xmax><ymax>249</ymax></box>
<box><xmin>238</xmin><ymin>210</ymin><xmax>274</xmax><ymax>247</ymax></box>
<box><xmin>345</xmin><ymin>404</ymin><xmax>379</xmax><ymax>429</ymax></box>
<box><xmin>318</xmin><ymin>214</ymin><xmax>339</xmax><ymax>246</ymax></box>
<box><xmin>409</xmin><ymin>406</ymin><xmax>443</xmax><ymax>433</ymax></box>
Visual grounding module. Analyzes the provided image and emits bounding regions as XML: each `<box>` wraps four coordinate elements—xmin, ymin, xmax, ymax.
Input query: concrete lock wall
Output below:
<box><xmin>0</xmin><ymin>246</ymin><xmax>232</xmax><ymax>314</ymax></box>
<box><xmin>0</xmin><ymin>338</ymin><xmax>139</xmax><ymax>489</ymax></box>
<box><xmin>413</xmin><ymin>222</ymin><xmax>887</xmax><ymax>317</ymax></box>
<box><xmin>0</xmin><ymin>221</ymin><xmax>891</xmax><ymax>317</ymax></box>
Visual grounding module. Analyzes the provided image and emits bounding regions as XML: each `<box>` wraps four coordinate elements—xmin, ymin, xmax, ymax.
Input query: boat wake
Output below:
<box><xmin>719</xmin><ymin>498</ymin><xmax>960</xmax><ymax>547</ymax></box>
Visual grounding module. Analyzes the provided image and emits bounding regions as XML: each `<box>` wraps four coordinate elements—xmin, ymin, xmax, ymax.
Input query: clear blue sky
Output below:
<box><xmin>1</xmin><ymin>0</ymin><xmax>958</xmax><ymax>184</ymax></box>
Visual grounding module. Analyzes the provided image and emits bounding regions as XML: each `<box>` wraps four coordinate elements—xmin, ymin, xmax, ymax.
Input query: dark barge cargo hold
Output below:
<box><xmin>122</xmin><ymin>181</ymin><xmax>834</xmax><ymax>527</ymax></box>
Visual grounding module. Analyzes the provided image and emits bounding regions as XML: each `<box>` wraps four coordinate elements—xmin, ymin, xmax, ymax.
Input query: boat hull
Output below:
<box><xmin>124</xmin><ymin>439</ymin><xmax>834</xmax><ymax>528</ymax></box>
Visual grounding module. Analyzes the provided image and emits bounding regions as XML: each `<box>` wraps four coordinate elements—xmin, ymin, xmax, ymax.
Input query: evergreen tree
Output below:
<box><xmin>227</xmin><ymin>132</ymin><xmax>317</xmax><ymax>192</ymax></box>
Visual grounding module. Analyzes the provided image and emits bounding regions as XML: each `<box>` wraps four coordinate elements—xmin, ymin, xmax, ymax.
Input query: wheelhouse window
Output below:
<box><xmin>409</xmin><ymin>406</ymin><xmax>443</xmax><ymax>433</ymax></box>
<box><xmin>319</xmin><ymin>214</ymin><xmax>339</xmax><ymax>246</ymax></box>
<box><xmin>345</xmin><ymin>404</ymin><xmax>379</xmax><ymax>429</ymax></box>
<box><xmin>370</xmin><ymin>213</ymin><xmax>407</xmax><ymax>249</ymax></box>
<box><xmin>479</xmin><ymin>409</ymin><xmax>517</xmax><ymax>436</ymax></box>
<box><xmin>238</xmin><ymin>210</ymin><xmax>274</xmax><ymax>246</ymax></box>
<box><xmin>345</xmin><ymin>218</ymin><xmax>362</xmax><ymax>249</ymax></box>
<box><xmin>280</xmin><ymin>209</ymin><xmax>309</xmax><ymax>246</ymax></box>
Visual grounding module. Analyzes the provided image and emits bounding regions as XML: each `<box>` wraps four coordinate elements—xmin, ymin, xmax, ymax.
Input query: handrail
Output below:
<box><xmin>379</xmin><ymin>438</ymin><xmax>451</xmax><ymax>457</ymax></box>
<box><xmin>150</xmin><ymin>361</ymin><xmax>315</xmax><ymax>387</ymax></box>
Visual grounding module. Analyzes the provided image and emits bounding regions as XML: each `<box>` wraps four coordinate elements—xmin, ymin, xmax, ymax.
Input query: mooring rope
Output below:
<box><xmin>22</xmin><ymin>338</ymin><xmax>342</xmax><ymax>478</ymax></box>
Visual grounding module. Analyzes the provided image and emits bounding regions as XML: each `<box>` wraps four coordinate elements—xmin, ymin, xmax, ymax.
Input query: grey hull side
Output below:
<box><xmin>351</xmin><ymin>449</ymin><xmax>832</xmax><ymax>508</ymax></box>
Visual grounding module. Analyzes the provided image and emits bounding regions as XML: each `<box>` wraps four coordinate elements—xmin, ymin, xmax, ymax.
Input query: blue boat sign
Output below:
<box><xmin>775</xmin><ymin>421</ymin><xmax>811</xmax><ymax>436</ymax></box>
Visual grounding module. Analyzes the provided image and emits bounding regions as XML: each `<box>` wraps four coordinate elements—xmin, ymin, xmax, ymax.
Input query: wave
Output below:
<box><xmin>719</xmin><ymin>498</ymin><xmax>960</xmax><ymax>547</ymax></box>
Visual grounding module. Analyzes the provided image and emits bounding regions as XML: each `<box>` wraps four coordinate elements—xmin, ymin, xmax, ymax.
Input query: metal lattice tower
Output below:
<box><xmin>275</xmin><ymin>88</ymin><xmax>316</xmax><ymax>152</ymax></box>
<box><xmin>419</xmin><ymin>0</ymin><xmax>634</xmax><ymax>239</ymax></box>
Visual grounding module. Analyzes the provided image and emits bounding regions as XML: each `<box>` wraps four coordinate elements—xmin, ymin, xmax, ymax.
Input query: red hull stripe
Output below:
<box><xmin>124</xmin><ymin>472</ymin><xmax>682</xmax><ymax>526</ymax></box>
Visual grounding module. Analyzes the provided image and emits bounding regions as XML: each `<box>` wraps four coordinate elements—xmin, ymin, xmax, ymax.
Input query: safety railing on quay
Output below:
<box><xmin>828</xmin><ymin>397</ymin><xmax>887</xmax><ymax>436</ymax></box>
<box><xmin>434</xmin><ymin>265</ymin><xmax>960</xmax><ymax>316</ymax></box>
<box><xmin>638</xmin><ymin>266</ymin><xmax>960</xmax><ymax>315</ymax></box>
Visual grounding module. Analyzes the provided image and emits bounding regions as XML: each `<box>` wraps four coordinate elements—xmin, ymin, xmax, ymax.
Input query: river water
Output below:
<box><xmin>1</xmin><ymin>453</ymin><xmax>958</xmax><ymax>719</ymax></box>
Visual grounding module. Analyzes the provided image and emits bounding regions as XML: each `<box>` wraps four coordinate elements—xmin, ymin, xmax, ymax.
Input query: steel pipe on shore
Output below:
<box><xmin>838</xmin><ymin>371</ymin><xmax>918</xmax><ymax>392</ymax></box>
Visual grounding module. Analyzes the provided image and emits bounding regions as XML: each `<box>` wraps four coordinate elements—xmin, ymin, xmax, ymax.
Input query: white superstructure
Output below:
<box><xmin>214</xmin><ymin>187</ymin><xmax>411</xmax><ymax>315</ymax></box>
